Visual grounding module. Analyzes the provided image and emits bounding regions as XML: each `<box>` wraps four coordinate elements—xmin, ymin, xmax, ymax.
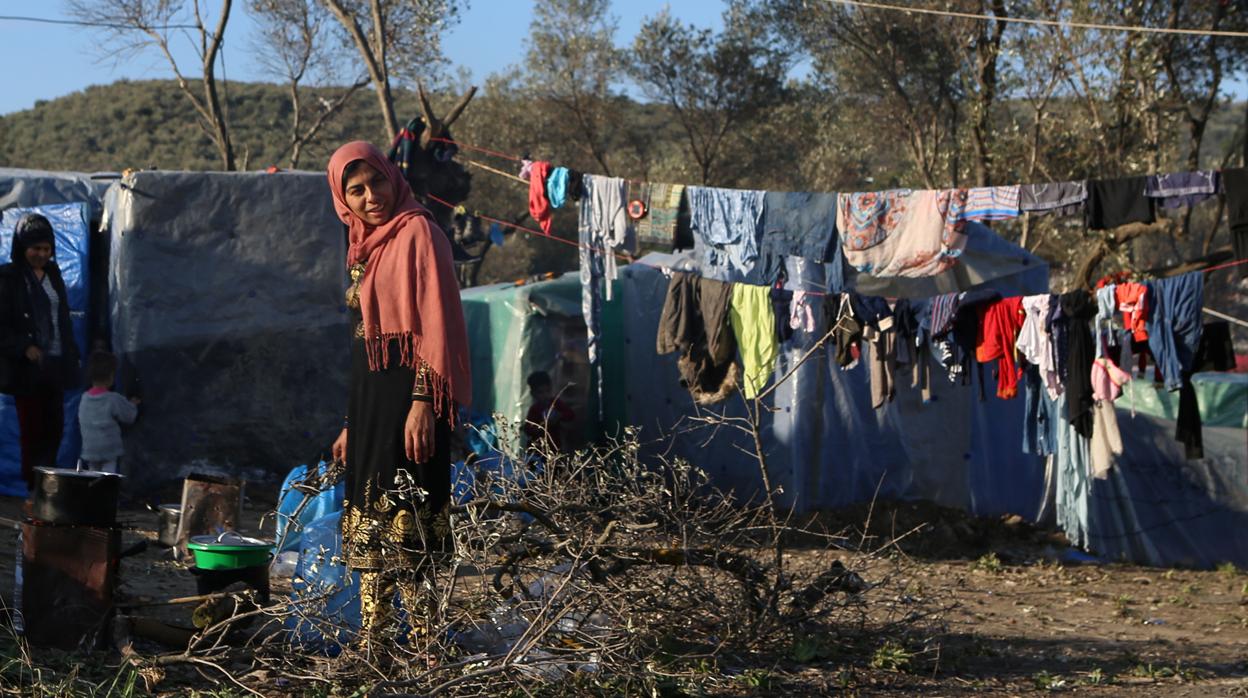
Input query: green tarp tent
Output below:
<box><xmin>1121</xmin><ymin>372</ymin><xmax>1248</xmax><ymax>429</ymax></box>
<box><xmin>460</xmin><ymin>272</ymin><xmax>626</xmax><ymax>448</ymax></box>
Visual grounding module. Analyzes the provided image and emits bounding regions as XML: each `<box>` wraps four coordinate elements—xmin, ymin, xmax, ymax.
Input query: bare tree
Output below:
<box><xmin>631</xmin><ymin>6</ymin><xmax>789</xmax><ymax>185</ymax></box>
<box><xmin>1052</xmin><ymin>0</ymin><xmax>1166</xmax><ymax>176</ymax></box>
<box><xmin>965</xmin><ymin>0</ymin><xmax>1009</xmax><ymax>187</ymax></box>
<box><xmin>69</xmin><ymin>0</ymin><xmax>237</xmax><ymax>170</ymax></box>
<box><xmin>524</xmin><ymin>0</ymin><xmax>623</xmax><ymax>176</ymax></box>
<box><xmin>320</xmin><ymin>0</ymin><xmax>465</xmax><ymax>143</ymax></box>
<box><xmin>770</xmin><ymin>0</ymin><xmax>968</xmax><ymax>189</ymax></box>
<box><xmin>249</xmin><ymin>0</ymin><xmax>369</xmax><ymax>168</ymax></box>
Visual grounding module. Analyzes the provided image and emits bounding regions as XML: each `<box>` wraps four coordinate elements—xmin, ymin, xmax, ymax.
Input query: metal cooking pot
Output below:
<box><xmin>156</xmin><ymin>504</ymin><xmax>182</xmax><ymax>547</ymax></box>
<box><xmin>31</xmin><ymin>467</ymin><xmax>122</xmax><ymax>527</ymax></box>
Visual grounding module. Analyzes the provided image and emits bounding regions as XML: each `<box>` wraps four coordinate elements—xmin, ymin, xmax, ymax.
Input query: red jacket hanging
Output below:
<box><xmin>975</xmin><ymin>296</ymin><xmax>1026</xmax><ymax>399</ymax></box>
<box><xmin>1115</xmin><ymin>282</ymin><xmax>1149</xmax><ymax>342</ymax></box>
<box><xmin>528</xmin><ymin>160</ymin><xmax>553</xmax><ymax>236</ymax></box>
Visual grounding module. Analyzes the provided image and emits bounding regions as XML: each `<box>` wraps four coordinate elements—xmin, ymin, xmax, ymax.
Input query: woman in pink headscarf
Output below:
<box><xmin>326</xmin><ymin>141</ymin><xmax>471</xmax><ymax>636</ymax></box>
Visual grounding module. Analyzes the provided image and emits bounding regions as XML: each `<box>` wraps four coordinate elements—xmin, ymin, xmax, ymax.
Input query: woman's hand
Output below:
<box><xmin>332</xmin><ymin>427</ymin><xmax>348</xmax><ymax>463</ymax></box>
<box><xmin>405</xmin><ymin>401</ymin><xmax>435</xmax><ymax>463</ymax></box>
<box><xmin>24</xmin><ymin>346</ymin><xmax>42</xmax><ymax>364</ymax></box>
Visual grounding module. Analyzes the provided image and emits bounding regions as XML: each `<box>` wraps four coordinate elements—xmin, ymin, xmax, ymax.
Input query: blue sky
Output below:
<box><xmin>2</xmin><ymin>1</ymin><xmax>1242</xmax><ymax>116</ymax></box>
<box><xmin>0</xmin><ymin>0</ymin><xmax>726</xmax><ymax>116</ymax></box>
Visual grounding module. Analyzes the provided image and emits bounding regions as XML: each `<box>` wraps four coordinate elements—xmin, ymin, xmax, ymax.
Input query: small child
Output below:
<box><xmin>77</xmin><ymin>351</ymin><xmax>140</xmax><ymax>474</ymax></box>
<box><xmin>523</xmin><ymin>371</ymin><xmax>575</xmax><ymax>454</ymax></box>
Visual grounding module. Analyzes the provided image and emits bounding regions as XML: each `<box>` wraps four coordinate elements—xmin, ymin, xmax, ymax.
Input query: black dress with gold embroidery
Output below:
<box><xmin>342</xmin><ymin>263</ymin><xmax>452</xmax><ymax>571</ymax></box>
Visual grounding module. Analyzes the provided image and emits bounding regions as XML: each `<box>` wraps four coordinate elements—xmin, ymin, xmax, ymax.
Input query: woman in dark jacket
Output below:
<box><xmin>0</xmin><ymin>214</ymin><xmax>80</xmax><ymax>487</ymax></box>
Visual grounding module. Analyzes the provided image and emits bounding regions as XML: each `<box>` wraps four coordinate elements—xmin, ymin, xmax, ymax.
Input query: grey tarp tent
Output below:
<box><xmin>0</xmin><ymin>168</ymin><xmax>114</xmax><ymax>218</ymax></box>
<box><xmin>105</xmin><ymin>171</ymin><xmax>348</xmax><ymax>486</ymax></box>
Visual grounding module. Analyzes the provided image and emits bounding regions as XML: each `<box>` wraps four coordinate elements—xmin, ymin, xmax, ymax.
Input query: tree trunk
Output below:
<box><xmin>201</xmin><ymin>0</ymin><xmax>235</xmax><ymax>170</ymax></box>
<box><xmin>373</xmin><ymin>82</ymin><xmax>398</xmax><ymax>144</ymax></box>
<box><xmin>324</xmin><ymin>0</ymin><xmax>399</xmax><ymax>143</ymax></box>
<box><xmin>369</xmin><ymin>0</ymin><xmax>399</xmax><ymax>142</ymax></box>
<box><xmin>1077</xmin><ymin>221</ymin><xmax>1170</xmax><ymax>289</ymax></box>
<box><xmin>202</xmin><ymin>73</ymin><xmax>235</xmax><ymax>171</ymax></box>
<box><xmin>288</xmin><ymin>81</ymin><xmax>303</xmax><ymax>169</ymax></box>
<box><xmin>970</xmin><ymin>0</ymin><xmax>1005</xmax><ymax>187</ymax></box>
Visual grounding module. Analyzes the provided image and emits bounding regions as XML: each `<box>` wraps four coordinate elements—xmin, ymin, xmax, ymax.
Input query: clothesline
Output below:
<box><xmin>1202</xmin><ymin>307</ymin><xmax>1248</xmax><ymax>330</ymax></box>
<box><xmin>1199</xmin><ymin>256</ymin><xmax>1248</xmax><ymax>275</ymax></box>
<box><xmin>429</xmin><ymin>134</ymin><xmax>1238</xmax><ymax>245</ymax></box>
<box><xmin>427</xmin><ymin>136</ymin><xmax>1248</xmax><ymax>280</ymax></box>
<box><xmin>460</xmin><ymin>158</ymin><xmax>528</xmax><ymax>184</ymax></box>
<box><xmin>426</xmin><ymin>189</ymin><xmax>1248</xmax><ymax>298</ymax></box>
<box><xmin>426</xmin><ymin>192</ymin><xmax>579</xmax><ymax>251</ymax></box>
<box><xmin>429</xmin><ymin>137</ymin><xmax>522</xmax><ymax>163</ymax></box>
<box><xmin>425</xmin><ymin>191</ymin><xmax>833</xmax><ymax>293</ymax></box>
<box><xmin>428</xmin><ymin>137</ymin><xmax>1248</xmax><ymax>330</ymax></box>
<box><xmin>431</xmin><ymin>135</ymin><xmax>1222</xmax><ymax>206</ymax></box>
<box><xmin>822</xmin><ymin>0</ymin><xmax>1248</xmax><ymax>38</ymax></box>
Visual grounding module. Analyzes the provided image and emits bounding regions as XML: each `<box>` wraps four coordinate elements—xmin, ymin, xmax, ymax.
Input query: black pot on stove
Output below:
<box><xmin>30</xmin><ymin>467</ymin><xmax>122</xmax><ymax>527</ymax></box>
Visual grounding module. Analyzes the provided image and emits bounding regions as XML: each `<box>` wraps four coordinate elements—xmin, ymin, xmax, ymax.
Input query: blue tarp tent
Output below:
<box><xmin>616</xmin><ymin>223</ymin><xmax>1051</xmax><ymax>517</ymax></box>
<box><xmin>606</xmin><ymin>225</ymin><xmax>1247</xmax><ymax>568</ymax></box>
<box><xmin>0</xmin><ymin>169</ymin><xmax>113</xmax><ymax>495</ymax></box>
<box><xmin>1053</xmin><ymin>401</ymin><xmax>1248</xmax><ymax>569</ymax></box>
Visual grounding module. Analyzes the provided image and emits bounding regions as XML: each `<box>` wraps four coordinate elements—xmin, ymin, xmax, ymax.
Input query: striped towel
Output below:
<box><xmin>957</xmin><ymin>185</ymin><xmax>1020</xmax><ymax>221</ymax></box>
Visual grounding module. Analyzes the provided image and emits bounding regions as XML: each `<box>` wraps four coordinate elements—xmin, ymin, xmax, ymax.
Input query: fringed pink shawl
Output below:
<box><xmin>327</xmin><ymin>141</ymin><xmax>472</xmax><ymax>418</ymax></box>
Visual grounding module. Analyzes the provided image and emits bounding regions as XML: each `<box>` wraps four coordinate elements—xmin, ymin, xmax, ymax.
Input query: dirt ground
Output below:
<box><xmin>0</xmin><ymin>494</ymin><xmax>1245</xmax><ymax>696</ymax></box>
<box><xmin>0</xmin><ymin>489</ymin><xmax>281</xmax><ymax>645</ymax></box>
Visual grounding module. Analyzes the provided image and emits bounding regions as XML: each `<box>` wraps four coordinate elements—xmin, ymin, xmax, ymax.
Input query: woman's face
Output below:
<box><xmin>343</xmin><ymin>161</ymin><xmax>394</xmax><ymax>226</ymax></box>
<box><xmin>23</xmin><ymin>242</ymin><xmax>52</xmax><ymax>270</ymax></box>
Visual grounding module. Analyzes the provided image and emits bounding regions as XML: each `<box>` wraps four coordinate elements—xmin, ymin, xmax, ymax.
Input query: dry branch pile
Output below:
<box><xmin>97</xmin><ymin>420</ymin><xmax>948</xmax><ymax>696</ymax></box>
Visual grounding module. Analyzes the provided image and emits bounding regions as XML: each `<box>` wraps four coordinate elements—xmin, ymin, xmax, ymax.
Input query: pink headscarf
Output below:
<box><xmin>327</xmin><ymin>141</ymin><xmax>471</xmax><ymax>417</ymax></box>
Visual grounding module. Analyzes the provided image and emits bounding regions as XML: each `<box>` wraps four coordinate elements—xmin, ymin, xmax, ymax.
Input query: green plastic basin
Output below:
<box><xmin>187</xmin><ymin>534</ymin><xmax>273</xmax><ymax>570</ymax></box>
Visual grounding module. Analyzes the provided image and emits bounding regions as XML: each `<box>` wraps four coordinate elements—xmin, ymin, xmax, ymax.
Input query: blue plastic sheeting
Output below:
<box><xmin>286</xmin><ymin>511</ymin><xmax>361</xmax><ymax>652</ymax></box>
<box><xmin>615</xmin><ymin>241</ymin><xmax>1248</xmax><ymax>567</ymax></box>
<box><xmin>275</xmin><ymin>462</ymin><xmax>344</xmax><ymax>553</ymax></box>
<box><xmin>0</xmin><ymin>169</ymin><xmax>112</xmax><ymax>221</ymax></box>
<box><xmin>616</xmin><ymin>227</ymin><xmax>1052</xmax><ymax>517</ymax></box>
<box><xmin>0</xmin><ymin>202</ymin><xmax>92</xmax><ymax>496</ymax></box>
<box><xmin>1055</xmin><ymin>408</ymin><xmax>1248</xmax><ymax>569</ymax></box>
<box><xmin>1</xmin><ymin>203</ymin><xmax>92</xmax><ymax>326</ymax></box>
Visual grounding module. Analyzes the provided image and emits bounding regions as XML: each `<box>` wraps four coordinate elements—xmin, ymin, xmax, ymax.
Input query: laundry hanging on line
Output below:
<box><xmin>494</xmin><ymin>135</ymin><xmax>1247</xmax><ymax>442</ymax></box>
<box><xmin>648</xmin><ymin>263</ymin><xmax>1223</xmax><ymax>473</ymax></box>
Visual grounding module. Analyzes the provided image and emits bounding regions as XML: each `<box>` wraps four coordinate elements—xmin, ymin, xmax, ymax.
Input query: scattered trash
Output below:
<box><xmin>453</xmin><ymin>563</ymin><xmax>609</xmax><ymax>679</ymax></box>
<box><xmin>286</xmin><ymin>511</ymin><xmax>361</xmax><ymax>653</ymax></box>
<box><xmin>1058</xmin><ymin>549</ymin><xmax>1104</xmax><ymax>566</ymax></box>
<box><xmin>270</xmin><ymin>551</ymin><xmax>299</xmax><ymax>579</ymax></box>
<box><xmin>275</xmin><ymin>461</ymin><xmax>344</xmax><ymax>553</ymax></box>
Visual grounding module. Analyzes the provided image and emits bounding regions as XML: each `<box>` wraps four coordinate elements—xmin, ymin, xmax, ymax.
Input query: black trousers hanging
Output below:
<box><xmin>1175</xmin><ymin>372</ymin><xmax>1203</xmax><ymax>460</ymax></box>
